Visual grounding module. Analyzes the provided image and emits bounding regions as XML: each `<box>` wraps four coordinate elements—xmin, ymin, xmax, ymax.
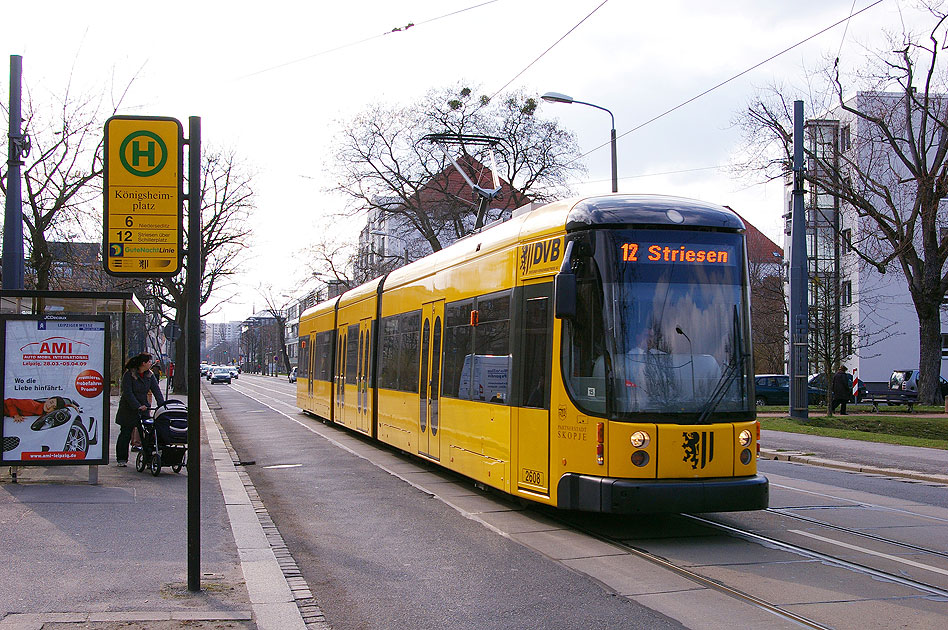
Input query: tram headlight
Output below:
<box><xmin>630</xmin><ymin>431</ymin><xmax>650</xmax><ymax>448</ymax></box>
<box><xmin>738</xmin><ymin>429</ymin><xmax>753</xmax><ymax>447</ymax></box>
<box><xmin>630</xmin><ymin>450</ymin><xmax>650</xmax><ymax>467</ymax></box>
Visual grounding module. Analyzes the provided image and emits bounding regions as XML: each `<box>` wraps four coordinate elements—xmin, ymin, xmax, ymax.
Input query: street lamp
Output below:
<box><xmin>676</xmin><ymin>326</ymin><xmax>696</xmax><ymax>402</ymax></box>
<box><xmin>541</xmin><ymin>91</ymin><xmax>618</xmax><ymax>193</ymax></box>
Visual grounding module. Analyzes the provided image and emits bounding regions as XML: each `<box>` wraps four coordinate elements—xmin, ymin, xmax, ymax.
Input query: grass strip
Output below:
<box><xmin>759</xmin><ymin>414</ymin><xmax>948</xmax><ymax>450</ymax></box>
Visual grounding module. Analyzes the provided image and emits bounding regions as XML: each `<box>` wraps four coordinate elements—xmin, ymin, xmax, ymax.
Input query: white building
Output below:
<box><xmin>204</xmin><ymin>321</ymin><xmax>242</xmax><ymax>351</ymax></box>
<box><xmin>787</xmin><ymin>91</ymin><xmax>948</xmax><ymax>385</ymax></box>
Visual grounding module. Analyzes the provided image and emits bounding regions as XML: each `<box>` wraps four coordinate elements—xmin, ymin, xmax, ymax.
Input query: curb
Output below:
<box><xmin>201</xmin><ymin>394</ymin><xmax>313</xmax><ymax>630</ymax></box>
<box><xmin>0</xmin><ymin>611</ymin><xmax>253</xmax><ymax>630</ymax></box>
<box><xmin>759</xmin><ymin>448</ymin><xmax>948</xmax><ymax>485</ymax></box>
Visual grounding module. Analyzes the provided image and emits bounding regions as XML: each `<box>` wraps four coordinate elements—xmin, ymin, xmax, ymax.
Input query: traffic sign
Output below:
<box><xmin>103</xmin><ymin>116</ymin><xmax>183</xmax><ymax>276</ymax></box>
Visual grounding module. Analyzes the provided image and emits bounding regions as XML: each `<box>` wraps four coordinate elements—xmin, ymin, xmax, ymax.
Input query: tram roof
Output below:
<box><xmin>300</xmin><ymin>194</ymin><xmax>745</xmax><ymax>320</ymax></box>
<box><xmin>566</xmin><ymin>194</ymin><xmax>745</xmax><ymax>232</ymax></box>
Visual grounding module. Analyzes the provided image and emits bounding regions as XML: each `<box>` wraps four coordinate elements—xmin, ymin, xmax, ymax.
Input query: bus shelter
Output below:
<box><xmin>0</xmin><ymin>290</ymin><xmax>146</xmax><ymax>389</ymax></box>
<box><xmin>0</xmin><ymin>291</ymin><xmax>145</xmax><ymax>482</ymax></box>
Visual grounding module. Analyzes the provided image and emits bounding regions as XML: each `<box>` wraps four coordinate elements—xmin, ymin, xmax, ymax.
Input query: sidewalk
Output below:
<box><xmin>0</xmin><ymin>390</ymin><xmax>309</xmax><ymax>630</ymax></box>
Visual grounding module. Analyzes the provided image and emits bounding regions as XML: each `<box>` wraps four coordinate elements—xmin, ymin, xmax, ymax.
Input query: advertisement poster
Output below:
<box><xmin>1</xmin><ymin>316</ymin><xmax>110</xmax><ymax>466</ymax></box>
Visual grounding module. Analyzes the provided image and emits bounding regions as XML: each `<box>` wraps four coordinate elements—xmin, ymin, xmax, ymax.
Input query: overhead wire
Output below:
<box><xmin>569</xmin><ymin>0</ymin><xmax>885</xmax><ymax>165</ymax></box>
<box><xmin>239</xmin><ymin>0</ymin><xmax>501</xmax><ymax>79</ymax></box>
<box><xmin>485</xmin><ymin>0</ymin><xmax>611</xmax><ymax>103</ymax></box>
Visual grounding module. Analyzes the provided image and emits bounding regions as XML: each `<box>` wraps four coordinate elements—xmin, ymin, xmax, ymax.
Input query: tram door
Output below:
<box><xmin>356</xmin><ymin>318</ymin><xmax>372</xmax><ymax>434</ymax></box>
<box><xmin>307</xmin><ymin>334</ymin><xmax>315</xmax><ymax>398</ymax></box>
<box><xmin>334</xmin><ymin>324</ymin><xmax>348</xmax><ymax>424</ymax></box>
<box><xmin>517</xmin><ymin>286</ymin><xmax>552</xmax><ymax>495</ymax></box>
<box><xmin>418</xmin><ymin>300</ymin><xmax>444</xmax><ymax>460</ymax></box>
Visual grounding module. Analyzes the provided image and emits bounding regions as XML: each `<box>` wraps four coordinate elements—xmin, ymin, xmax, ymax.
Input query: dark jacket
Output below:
<box><xmin>115</xmin><ymin>369</ymin><xmax>165</xmax><ymax>427</ymax></box>
<box><xmin>831</xmin><ymin>370</ymin><xmax>852</xmax><ymax>400</ymax></box>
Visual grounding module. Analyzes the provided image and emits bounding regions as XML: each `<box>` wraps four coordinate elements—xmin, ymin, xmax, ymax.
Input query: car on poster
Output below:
<box><xmin>1</xmin><ymin>316</ymin><xmax>109</xmax><ymax>465</ymax></box>
<box><xmin>2</xmin><ymin>396</ymin><xmax>98</xmax><ymax>460</ymax></box>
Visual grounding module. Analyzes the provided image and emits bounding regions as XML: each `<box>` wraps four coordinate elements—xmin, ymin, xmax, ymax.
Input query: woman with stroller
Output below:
<box><xmin>115</xmin><ymin>352</ymin><xmax>164</xmax><ymax>467</ymax></box>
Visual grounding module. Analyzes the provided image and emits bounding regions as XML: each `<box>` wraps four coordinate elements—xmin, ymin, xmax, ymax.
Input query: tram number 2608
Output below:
<box><xmin>521</xmin><ymin>468</ymin><xmax>544</xmax><ymax>487</ymax></box>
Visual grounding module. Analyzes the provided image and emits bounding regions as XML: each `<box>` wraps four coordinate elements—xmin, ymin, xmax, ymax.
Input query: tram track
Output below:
<box><xmin>764</xmin><ymin>506</ymin><xmax>948</xmax><ymax>561</ymax></box>
<box><xmin>227</xmin><ymin>376</ymin><xmax>948</xmax><ymax>628</ymax></box>
<box><xmin>548</xmin><ymin>511</ymin><xmax>837</xmax><ymax>630</ymax></box>
<box><xmin>549</xmin><ymin>505</ymin><xmax>948</xmax><ymax>630</ymax></box>
<box><xmin>686</xmin><ymin>513</ymin><xmax>948</xmax><ymax>598</ymax></box>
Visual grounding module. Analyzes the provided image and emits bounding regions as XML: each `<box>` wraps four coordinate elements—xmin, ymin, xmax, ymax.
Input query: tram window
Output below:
<box><xmin>442</xmin><ymin>301</ymin><xmax>473</xmax><ymax>398</ymax></box>
<box><xmin>378</xmin><ymin>311</ymin><xmax>420</xmax><ymax>392</ymax></box>
<box><xmin>379</xmin><ymin>316</ymin><xmax>400</xmax><ymax>390</ymax></box>
<box><xmin>298</xmin><ymin>336</ymin><xmax>309</xmax><ymax>379</ymax></box>
<box><xmin>521</xmin><ymin>296</ymin><xmax>551</xmax><ymax>409</ymax></box>
<box><xmin>474</xmin><ymin>291</ymin><xmax>511</xmax><ymax>404</ymax></box>
<box><xmin>314</xmin><ymin>330</ymin><xmax>333</xmax><ymax>381</ymax></box>
<box><xmin>346</xmin><ymin>324</ymin><xmax>359</xmax><ymax>384</ymax></box>
<box><xmin>562</xmin><ymin>255</ymin><xmax>607</xmax><ymax>414</ymax></box>
<box><xmin>474</xmin><ymin>292</ymin><xmax>510</xmax><ymax>358</ymax></box>
<box><xmin>399</xmin><ymin>311</ymin><xmax>421</xmax><ymax>393</ymax></box>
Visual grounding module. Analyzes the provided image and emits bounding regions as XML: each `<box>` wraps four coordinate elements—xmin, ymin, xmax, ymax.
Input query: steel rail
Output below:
<box><xmin>553</xmin><ymin>514</ymin><xmax>835</xmax><ymax>630</ymax></box>
<box><xmin>686</xmin><ymin>514</ymin><xmax>948</xmax><ymax>599</ymax></box>
<box><xmin>766</xmin><ymin>507</ymin><xmax>948</xmax><ymax>561</ymax></box>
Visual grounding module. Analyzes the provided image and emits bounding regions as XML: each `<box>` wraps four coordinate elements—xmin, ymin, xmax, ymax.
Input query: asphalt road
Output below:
<box><xmin>206</xmin><ymin>380</ymin><xmax>686</xmax><ymax>630</ymax></box>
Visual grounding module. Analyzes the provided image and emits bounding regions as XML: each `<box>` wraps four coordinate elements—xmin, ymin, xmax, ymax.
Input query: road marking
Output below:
<box><xmin>264</xmin><ymin>464</ymin><xmax>303</xmax><ymax>469</ymax></box>
<box><xmin>769</xmin><ymin>480</ymin><xmax>948</xmax><ymax>524</ymax></box>
<box><xmin>790</xmin><ymin>529</ymin><xmax>948</xmax><ymax>577</ymax></box>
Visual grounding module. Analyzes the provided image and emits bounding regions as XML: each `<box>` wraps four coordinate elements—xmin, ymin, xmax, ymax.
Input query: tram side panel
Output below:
<box><xmin>376</xmin><ymin>308</ymin><xmax>421</xmax><ymax>452</ymax></box>
<box><xmin>376</xmin><ymin>251</ymin><xmax>514</xmax><ymax>492</ymax></box>
<box><xmin>298</xmin><ymin>303</ymin><xmax>337</xmax><ymax>421</ymax></box>
<box><xmin>334</xmin><ymin>289</ymin><xmax>378</xmax><ymax>437</ymax></box>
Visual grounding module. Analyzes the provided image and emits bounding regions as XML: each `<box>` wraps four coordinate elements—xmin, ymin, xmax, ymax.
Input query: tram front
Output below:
<box><xmin>553</xmin><ymin>195</ymin><xmax>769</xmax><ymax>514</ymax></box>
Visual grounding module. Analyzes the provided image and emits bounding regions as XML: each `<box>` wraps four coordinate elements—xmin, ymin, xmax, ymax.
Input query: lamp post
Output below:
<box><xmin>541</xmin><ymin>91</ymin><xmax>617</xmax><ymax>193</ymax></box>
<box><xmin>676</xmin><ymin>326</ymin><xmax>696</xmax><ymax>402</ymax></box>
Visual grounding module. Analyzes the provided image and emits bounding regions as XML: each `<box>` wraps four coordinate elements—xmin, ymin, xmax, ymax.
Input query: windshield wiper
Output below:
<box><xmin>696</xmin><ymin>306</ymin><xmax>746</xmax><ymax>424</ymax></box>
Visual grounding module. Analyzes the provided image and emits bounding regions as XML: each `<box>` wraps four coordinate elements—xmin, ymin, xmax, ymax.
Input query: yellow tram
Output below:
<box><xmin>297</xmin><ymin>194</ymin><xmax>768</xmax><ymax>513</ymax></box>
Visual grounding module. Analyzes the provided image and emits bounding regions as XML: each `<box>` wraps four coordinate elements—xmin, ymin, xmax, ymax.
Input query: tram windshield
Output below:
<box><xmin>562</xmin><ymin>229</ymin><xmax>752</xmax><ymax>421</ymax></box>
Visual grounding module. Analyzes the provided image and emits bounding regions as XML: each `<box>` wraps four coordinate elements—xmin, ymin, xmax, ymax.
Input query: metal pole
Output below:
<box><xmin>186</xmin><ymin>116</ymin><xmax>202</xmax><ymax>591</ymax></box>
<box><xmin>610</xmin><ymin>127</ymin><xmax>618</xmax><ymax>193</ymax></box>
<box><xmin>789</xmin><ymin>101</ymin><xmax>809</xmax><ymax>420</ymax></box>
<box><xmin>3</xmin><ymin>55</ymin><xmax>25</xmax><ymax>289</ymax></box>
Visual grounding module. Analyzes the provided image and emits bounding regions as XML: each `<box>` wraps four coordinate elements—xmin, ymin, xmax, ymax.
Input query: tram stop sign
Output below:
<box><xmin>103</xmin><ymin>116</ymin><xmax>184</xmax><ymax>277</ymax></box>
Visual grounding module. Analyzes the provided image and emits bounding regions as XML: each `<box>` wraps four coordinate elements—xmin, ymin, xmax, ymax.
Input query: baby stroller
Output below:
<box><xmin>135</xmin><ymin>400</ymin><xmax>188</xmax><ymax>476</ymax></box>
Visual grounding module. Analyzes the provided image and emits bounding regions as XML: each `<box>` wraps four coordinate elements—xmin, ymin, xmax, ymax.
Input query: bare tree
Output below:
<box><xmin>748</xmin><ymin>260</ymin><xmax>787</xmax><ymax>375</ymax></box>
<box><xmin>737</xmin><ymin>5</ymin><xmax>948</xmax><ymax>404</ymax></box>
<box><xmin>303</xmin><ymin>234</ymin><xmax>403</xmax><ymax>295</ymax></box>
<box><xmin>148</xmin><ymin>148</ymin><xmax>255</xmax><ymax>393</ymax></box>
<box><xmin>257</xmin><ymin>286</ymin><xmax>293</xmax><ymax>376</ymax></box>
<box><xmin>331</xmin><ymin>84</ymin><xmax>585</xmax><ymax>255</ymax></box>
<box><xmin>1</xmin><ymin>74</ymin><xmax>136</xmax><ymax>289</ymax></box>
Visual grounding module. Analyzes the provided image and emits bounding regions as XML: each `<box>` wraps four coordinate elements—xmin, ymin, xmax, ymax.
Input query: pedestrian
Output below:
<box><xmin>115</xmin><ymin>352</ymin><xmax>165</xmax><ymax>467</ymax></box>
<box><xmin>831</xmin><ymin>365</ymin><xmax>851</xmax><ymax>415</ymax></box>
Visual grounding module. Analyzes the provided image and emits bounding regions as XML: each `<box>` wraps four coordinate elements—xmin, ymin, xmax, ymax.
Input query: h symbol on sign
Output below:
<box><xmin>131</xmin><ymin>140</ymin><xmax>156</xmax><ymax>167</ymax></box>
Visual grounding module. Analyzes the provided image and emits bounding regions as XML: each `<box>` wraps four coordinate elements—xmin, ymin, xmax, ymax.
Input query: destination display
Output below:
<box><xmin>103</xmin><ymin>116</ymin><xmax>183</xmax><ymax>276</ymax></box>
<box><xmin>620</xmin><ymin>242</ymin><xmax>736</xmax><ymax>265</ymax></box>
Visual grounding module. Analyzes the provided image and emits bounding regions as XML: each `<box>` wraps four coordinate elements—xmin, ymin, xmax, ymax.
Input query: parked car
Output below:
<box><xmin>288</xmin><ymin>367</ymin><xmax>297</xmax><ymax>383</ymax></box>
<box><xmin>229</xmin><ymin>367</ymin><xmax>239</xmax><ymax>380</ymax></box>
<box><xmin>753</xmin><ymin>374</ymin><xmax>825</xmax><ymax>406</ymax></box>
<box><xmin>210</xmin><ymin>367</ymin><xmax>232</xmax><ymax>384</ymax></box>
<box><xmin>808</xmin><ymin>372</ymin><xmax>868</xmax><ymax>403</ymax></box>
<box><xmin>889</xmin><ymin>369</ymin><xmax>948</xmax><ymax>397</ymax></box>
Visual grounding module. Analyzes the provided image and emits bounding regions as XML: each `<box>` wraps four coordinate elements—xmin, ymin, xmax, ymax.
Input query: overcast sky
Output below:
<box><xmin>2</xmin><ymin>0</ymin><xmax>934</xmax><ymax>322</ymax></box>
